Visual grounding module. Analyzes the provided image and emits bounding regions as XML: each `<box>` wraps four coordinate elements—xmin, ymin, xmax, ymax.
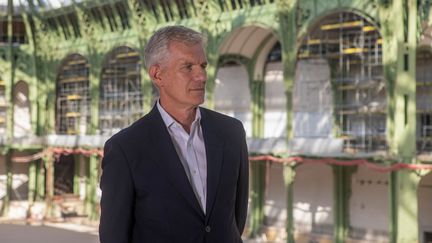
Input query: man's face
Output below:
<box><xmin>153</xmin><ymin>40</ymin><xmax>207</xmax><ymax>110</ymax></box>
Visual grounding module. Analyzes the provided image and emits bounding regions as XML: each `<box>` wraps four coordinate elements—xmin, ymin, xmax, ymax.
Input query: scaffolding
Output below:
<box><xmin>99</xmin><ymin>46</ymin><xmax>143</xmax><ymax>135</ymax></box>
<box><xmin>416</xmin><ymin>50</ymin><xmax>432</xmax><ymax>152</ymax></box>
<box><xmin>298</xmin><ymin>12</ymin><xmax>386</xmax><ymax>152</ymax></box>
<box><xmin>56</xmin><ymin>54</ymin><xmax>90</xmax><ymax>135</ymax></box>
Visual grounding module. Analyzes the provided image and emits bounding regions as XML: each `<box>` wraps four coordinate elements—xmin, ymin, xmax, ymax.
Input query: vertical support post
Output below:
<box><xmin>28</xmin><ymin>159</ymin><xmax>37</xmax><ymax>204</ymax></box>
<box><xmin>36</xmin><ymin>159</ymin><xmax>45</xmax><ymax>201</ymax></box>
<box><xmin>85</xmin><ymin>154</ymin><xmax>99</xmax><ymax>220</ymax></box>
<box><xmin>278</xmin><ymin>0</ymin><xmax>297</xmax><ymax>139</ymax></box>
<box><xmin>380</xmin><ymin>0</ymin><xmax>419</xmax><ymax>242</ymax></box>
<box><xmin>73</xmin><ymin>154</ymin><xmax>80</xmax><ymax>195</ymax></box>
<box><xmin>1</xmin><ymin>151</ymin><xmax>12</xmax><ymax>216</ymax></box>
<box><xmin>44</xmin><ymin>153</ymin><xmax>54</xmax><ymax>218</ymax></box>
<box><xmin>249</xmin><ymin>160</ymin><xmax>266</xmax><ymax>237</ymax></box>
<box><xmin>333</xmin><ymin>166</ymin><xmax>354</xmax><ymax>243</ymax></box>
<box><xmin>283</xmin><ymin>163</ymin><xmax>295</xmax><ymax>243</ymax></box>
<box><xmin>390</xmin><ymin>170</ymin><xmax>420</xmax><ymax>243</ymax></box>
<box><xmin>6</xmin><ymin>0</ymin><xmax>14</xmax><ymax>141</ymax></box>
<box><xmin>389</xmin><ymin>171</ymin><xmax>397</xmax><ymax>243</ymax></box>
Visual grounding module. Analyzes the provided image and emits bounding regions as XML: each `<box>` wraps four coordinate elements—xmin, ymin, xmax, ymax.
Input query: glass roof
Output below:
<box><xmin>0</xmin><ymin>0</ymin><xmax>80</xmax><ymax>13</ymax></box>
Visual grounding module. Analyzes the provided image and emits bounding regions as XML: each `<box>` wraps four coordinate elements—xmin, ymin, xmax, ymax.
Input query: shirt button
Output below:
<box><xmin>205</xmin><ymin>226</ymin><xmax>211</xmax><ymax>233</ymax></box>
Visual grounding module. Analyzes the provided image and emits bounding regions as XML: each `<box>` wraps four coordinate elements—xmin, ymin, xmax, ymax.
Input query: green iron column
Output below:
<box><xmin>200</xmin><ymin>2</ymin><xmax>220</xmax><ymax>109</ymax></box>
<box><xmin>1</xmin><ymin>151</ymin><xmax>12</xmax><ymax>216</ymax></box>
<box><xmin>332</xmin><ymin>166</ymin><xmax>355</xmax><ymax>243</ymax></box>
<box><xmin>73</xmin><ymin>154</ymin><xmax>81</xmax><ymax>196</ymax></box>
<box><xmin>36</xmin><ymin>159</ymin><xmax>45</xmax><ymax>201</ymax></box>
<box><xmin>85</xmin><ymin>154</ymin><xmax>99</xmax><ymax>220</ymax></box>
<box><xmin>43</xmin><ymin>153</ymin><xmax>54</xmax><ymax>218</ymax></box>
<box><xmin>2</xmin><ymin>0</ymin><xmax>14</xmax><ymax>217</ymax></box>
<box><xmin>389</xmin><ymin>170</ymin><xmax>421</xmax><ymax>243</ymax></box>
<box><xmin>278</xmin><ymin>0</ymin><xmax>297</xmax><ymax>242</ymax></box>
<box><xmin>248</xmin><ymin>78</ymin><xmax>266</xmax><ymax>236</ymax></box>
<box><xmin>278</xmin><ymin>0</ymin><xmax>297</xmax><ymax>139</ymax></box>
<box><xmin>28</xmin><ymin>159</ymin><xmax>37</xmax><ymax>204</ymax></box>
<box><xmin>249</xmin><ymin>159</ymin><xmax>266</xmax><ymax>237</ymax></box>
<box><xmin>380</xmin><ymin>0</ymin><xmax>419</xmax><ymax>242</ymax></box>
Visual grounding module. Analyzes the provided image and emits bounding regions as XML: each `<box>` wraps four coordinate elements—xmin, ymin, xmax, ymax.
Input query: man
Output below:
<box><xmin>99</xmin><ymin>25</ymin><xmax>249</xmax><ymax>243</ymax></box>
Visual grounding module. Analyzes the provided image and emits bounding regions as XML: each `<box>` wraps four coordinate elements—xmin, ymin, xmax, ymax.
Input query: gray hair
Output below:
<box><xmin>144</xmin><ymin>25</ymin><xmax>204</xmax><ymax>70</ymax></box>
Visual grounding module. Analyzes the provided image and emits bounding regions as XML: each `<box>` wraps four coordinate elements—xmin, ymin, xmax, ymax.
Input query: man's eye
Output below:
<box><xmin>201</xmin><ymin>64</ymin><xmax>207</xmax><ymax>69</ymax></box>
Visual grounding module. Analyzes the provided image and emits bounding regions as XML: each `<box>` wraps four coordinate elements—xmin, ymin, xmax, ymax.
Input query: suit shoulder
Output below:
<box><xmin>105</xmin><ymin>113</ymin><xmax>152</xmax><ymax>146</ymax></box>
<box><xmin>200</xmin><ymin>107</ymin><xmax>245</xmax><ymax>130</ymax></box>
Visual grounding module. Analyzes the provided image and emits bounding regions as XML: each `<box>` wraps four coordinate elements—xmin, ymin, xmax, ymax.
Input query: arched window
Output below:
<box><xmin>264</xmin><ymin>41</ymin><xmax>286</xmax><ymax>138</ymax></box>
<box><xmin>416</xmin><ymin>50</ymin><xmax>432</xmax><ymax>152</ymax></box>
<box><xmin>13</xmin><ymin>81</ymin><xmax>31</xmax><ymax>138</ymax></box>
<box><xmin>214</xmin><ymin>61</ymin><xmax>252</xmax><ymax>137</ymax></box>
<box><xmin>99</xmin><ymin>46</ymin><xmax>142</xmax><ymax>135</ymax></box>
<box><xmin>56</xmin><ymin>54</ymin><xmax>90</xmax><ymax>135</ymax></box>
<box><xmin>298</xmin><ymin>12</ymin><xmax>385</xmax><ymax>152</ymax></box>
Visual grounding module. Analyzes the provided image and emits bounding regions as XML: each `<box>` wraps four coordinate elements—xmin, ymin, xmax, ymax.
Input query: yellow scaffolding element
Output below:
<box><xmin>362</xmin><ymin>26</ymin><xmax>376</xmax><ymax>32</ymax></box>
<box><xmin>58</xmin><ymin>76</ymin><xmax>88</xmax><ymax>83</ymax></box>
<box><xmin>343</xmin><ymin>48</ymin><xmax>369</xmax><ymax>54</ymax></box>
<box><xmin>416</xmin><ymin>81</ymin><xmax>432</xmax><ymax>86</ymax></box>
<box><xmin>66</xmin><ymin>112</ymin><xmax>81</xmax><ymax>118</ymax></box>
<box><xmin>116</xmin><ymin>51</ymin><xmax>139</xmax><ymax>59</ymax></box>
<box><xmin>0</xmin><ymin>80</ymin><xmax>5</xmax><ymax>86</ymax></box>
<box><xmin>67</xmin><ymin>94</ymin><xmax>82</xmax><ymax>100</ymax></box>
<box><xmin>67</xmin><ymin>59</ymin><xmax>87</xmax><ymax>65</ymax></box>
<box><xmin>321</xmin><ymin>20</ymin><xmax>363</xmax><ymax>30</ymax></box>
<box><xmin>307</xmin><ymin>39</ymin><xmax>321</xmax><ymax>45</ymax></box>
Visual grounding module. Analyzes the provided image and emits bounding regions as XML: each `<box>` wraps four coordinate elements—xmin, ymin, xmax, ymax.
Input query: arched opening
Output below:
<box><xmin>13</xmin><ymin>81</ymin><xmax>31</xmax><ymax>138</ymax></box>
<box><xmin>56</xmin><ymin>54</ymin><xmax>90</xmax><ymax>135</ymax></box>
<box><xmin>217</xmin><ymin>25</ymin><xmax>277</xmax><ymax>137</ymax></box>
<box><xmin>418</xmin><ymin>172</ymin><xmax>432</xmax><ymax>242</ymax></box>
<box><xmin>298</xmin><ymin>11</ymin><xmax>385</xmax><ymax>153</ymax></box>
<box><xmin>99</xmin><ymin>46</ymin><xmax>142</xmax><ymax>135</ymax></box>
<box><xmin>264</xmin><ymin>42</ymin><xmax>286</xmax><ymax>138</ymax></box>
<box><xmin>416</xmin><ymin>50</ymin><xmax>432</xmax><ymax>153</ymax></box>
<box><xmin>214</xmin><ymin>61</ymin><xmax>252</xmax><ymax>137</ymax></box>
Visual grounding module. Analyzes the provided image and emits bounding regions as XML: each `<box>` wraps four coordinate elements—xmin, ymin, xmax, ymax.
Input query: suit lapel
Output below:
<box><xmin>147</xmin><ymin>106</ymin><xmax>204</xmax><ymax>218</ymax></box>
<box><xmin>200</xmin><ymin>108</ymin><xmax>224</xmax><ymax>222</ymax></box>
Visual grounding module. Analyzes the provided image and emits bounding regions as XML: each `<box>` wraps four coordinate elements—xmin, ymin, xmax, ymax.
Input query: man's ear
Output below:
<box><xmin>149</xmin><ymin>65</ymin><xmax>163</xmax><ymax>87</ymax></box>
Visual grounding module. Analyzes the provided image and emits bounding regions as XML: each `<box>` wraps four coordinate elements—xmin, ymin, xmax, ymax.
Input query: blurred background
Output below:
<box><xmin>0</xmin><ymin>0</ymin><xmax>432</xmax><ymax>242</ymax></box>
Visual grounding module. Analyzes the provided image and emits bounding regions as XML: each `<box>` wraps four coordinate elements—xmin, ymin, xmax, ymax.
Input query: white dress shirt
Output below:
<box><xmin>157</xmin><ymin>101</ymin><xmax>207</xmax><ymax>213</ymax></box>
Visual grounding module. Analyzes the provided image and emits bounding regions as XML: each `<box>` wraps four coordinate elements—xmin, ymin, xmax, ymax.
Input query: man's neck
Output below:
<box><xmin>159</xmin><ymin>99</ymin><xmax>197</xmax><ymax>133</ymax></box>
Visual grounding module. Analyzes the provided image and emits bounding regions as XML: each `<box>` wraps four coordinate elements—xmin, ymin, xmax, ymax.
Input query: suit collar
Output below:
<box><xmin>199</xmin><ymin>108</ymin><xmax>225</xmax><ymax>222</ymax></box>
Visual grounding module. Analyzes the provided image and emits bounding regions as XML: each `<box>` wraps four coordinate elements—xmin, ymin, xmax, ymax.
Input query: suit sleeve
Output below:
<box><xmin>99</xmin><ymin>139</ymin><xmax>135</xmax><ymax>243</ymax></box>
<box><xmin>235</xmin><ymin>125</ymin><xmax>249</xmax><ymax>234</ymax></box>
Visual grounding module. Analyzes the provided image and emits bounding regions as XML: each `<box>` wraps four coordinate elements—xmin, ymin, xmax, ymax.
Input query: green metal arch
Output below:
<box><xmin>54</xmin><ymin>52</ymin><xmax>89</xmax><ymax>81</ymax></box>
<box><xmin>100</xmin><ymin>44</ymin><xmax>142</xmax><ymax>68</ymax></box>
<box><xmin>416</xmin><ymin>44</ymin><xmax>432</xmax><ymax>55</ymax></box>
<box><xmin>217</xmin><ymin>53</ymin><xmax>251</xmax><ymax>68</ymax></box>
<box><xmin>297</xmin><ymin>7</ymin><xmax>382</xmax><ymax>49</ymax></box>
<box><xmin>215</xmin><ymin>21</ymin><xmax>281</xmax><ymax>51</ymax></box>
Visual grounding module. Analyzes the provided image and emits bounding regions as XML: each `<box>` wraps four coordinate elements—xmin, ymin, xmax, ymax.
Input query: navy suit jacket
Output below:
<box><xmin>99</xmin><ymin>105</ymin><xmax>249</xmax><ymax>243</ymax></box>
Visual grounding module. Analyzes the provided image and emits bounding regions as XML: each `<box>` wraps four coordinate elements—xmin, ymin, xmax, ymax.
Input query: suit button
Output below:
<box><xmin>205</xmin><ymin>226</ymin><xmax>211</xmax><ymax>233</ymax></box>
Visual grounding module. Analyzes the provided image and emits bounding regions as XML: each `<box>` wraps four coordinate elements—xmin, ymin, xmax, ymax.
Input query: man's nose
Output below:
<box><xmin>194</xmin><ymin>67</ymin><xmax>207</xmax><ymax>82</ymax></box>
